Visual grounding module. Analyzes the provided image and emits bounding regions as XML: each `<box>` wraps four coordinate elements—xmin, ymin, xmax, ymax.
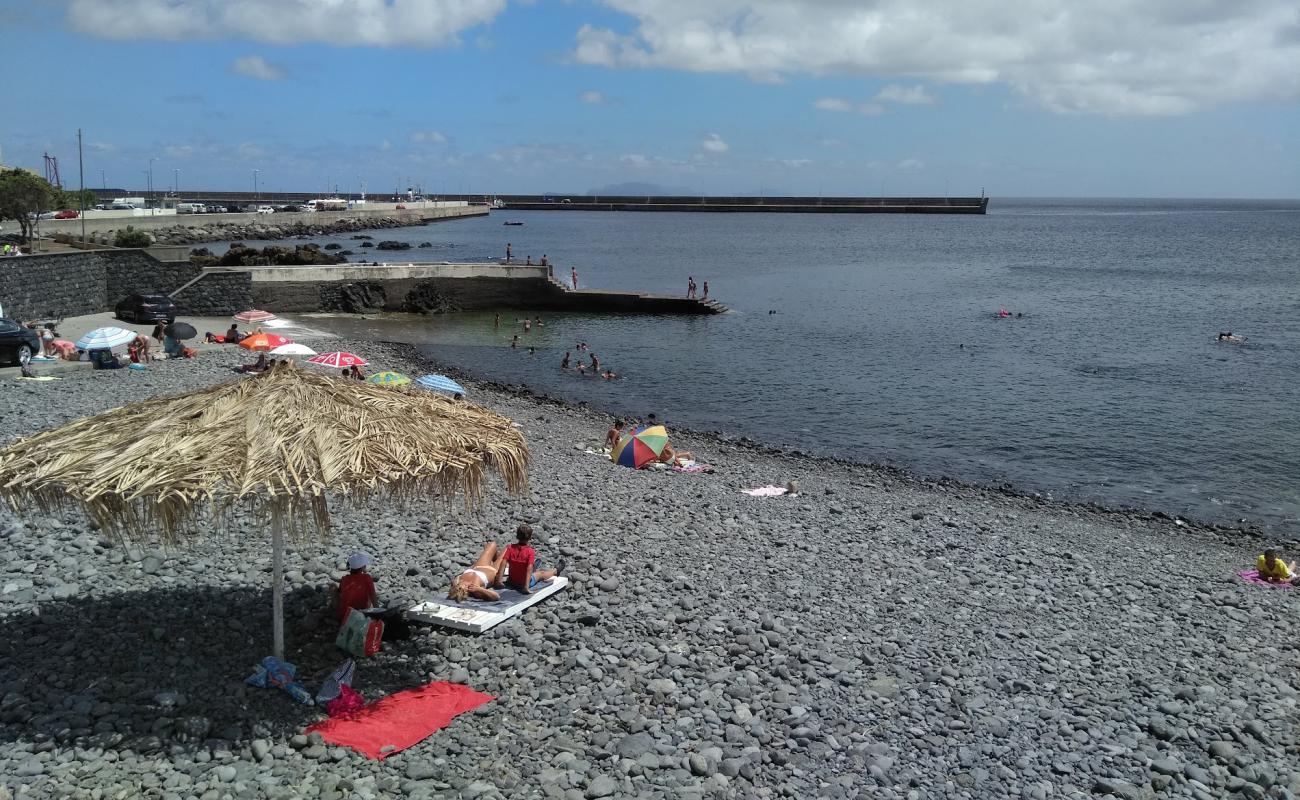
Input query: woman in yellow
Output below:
<box><xmin>1256</xmin><ymin>549</ymin><xmax>1296</xmax><ymax>583</ymax></box>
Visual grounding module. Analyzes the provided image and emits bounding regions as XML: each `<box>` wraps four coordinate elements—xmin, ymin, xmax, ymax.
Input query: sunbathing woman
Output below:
<box><xmin>447</xmin><ymin>542</ymin><xmax>508</xmax><ymax>601</ymax></box>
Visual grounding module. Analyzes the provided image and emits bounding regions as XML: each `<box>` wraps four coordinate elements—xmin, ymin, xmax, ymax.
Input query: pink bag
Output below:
<box><xmin>326</xmin><ymin>685</ymin><xmax>365</xmax><ymax>717</ymax></box>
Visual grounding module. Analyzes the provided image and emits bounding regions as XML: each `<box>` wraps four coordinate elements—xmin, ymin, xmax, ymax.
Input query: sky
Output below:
<box><xmin>1</xmin><ymin>0</ymin><xmax>1297</xmax><ymax>198</ymax></box>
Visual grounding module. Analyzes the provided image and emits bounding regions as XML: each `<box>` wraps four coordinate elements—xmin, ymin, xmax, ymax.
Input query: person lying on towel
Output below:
<box><xmin>500</xmin><ymin>523</ymin><xmax>564</xmax><ymax>595</ymax></box>
<box><xmin>447</xmin><ymin>542</ymin><xmax>509</xmax><ymax>601</ymax></box>
<box><xmin>1256</xmin><ymin>549</ymin><xmax>1297</xmax><ymax>583</ymax></box>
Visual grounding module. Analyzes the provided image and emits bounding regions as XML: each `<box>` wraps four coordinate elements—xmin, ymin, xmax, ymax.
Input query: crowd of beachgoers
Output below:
<box><xmin>0</xmin><ymin>320</ymin><xmax>1297</xmax><ymax>800</ymax></box>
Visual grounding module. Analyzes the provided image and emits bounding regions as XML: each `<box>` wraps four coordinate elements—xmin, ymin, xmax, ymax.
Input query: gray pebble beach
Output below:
<box><xmin>1</xmin><ymin>337</ymin><xmax>1296</xmax><ymax>800</ymax></box>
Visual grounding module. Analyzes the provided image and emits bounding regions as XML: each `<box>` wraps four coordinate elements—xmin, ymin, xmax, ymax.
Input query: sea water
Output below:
<box><xmin>239</xmin><ymin>198</ymin><xmax>1300</xmax><ymax>535</ymax></box>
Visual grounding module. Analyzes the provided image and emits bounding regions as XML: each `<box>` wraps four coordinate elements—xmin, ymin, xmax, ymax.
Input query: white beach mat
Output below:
<box><xmin>407</xmin><ymin>576</ymin><xmax>569</xmax><ymax>634</ymax></box>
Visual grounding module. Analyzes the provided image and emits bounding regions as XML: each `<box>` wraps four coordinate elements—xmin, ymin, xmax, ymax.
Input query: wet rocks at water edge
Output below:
<box><xmin>87</xmin><ymin>215</ymin><xmax>428</xmax><ymax>247</ymax></box>
<box><xmin>375</xmin><ymin>240</ymin><xmax>411</xmax><ymax>250</ymax></box>
<box><xmin>0</xmin><ymin>337</ymin><xmax>1295</xmax><ymax>799</ymax></box>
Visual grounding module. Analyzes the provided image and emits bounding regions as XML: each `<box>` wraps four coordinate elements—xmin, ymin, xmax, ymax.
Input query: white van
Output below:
<box><xmin>177</xmin><ymin>203</ymin><xmax>204</xmax><ymax>214</ymax></box>
<box><xmin>256</xmin><ymin>206</ymin><xmax>276</xmax><ymax>214</ymax></box>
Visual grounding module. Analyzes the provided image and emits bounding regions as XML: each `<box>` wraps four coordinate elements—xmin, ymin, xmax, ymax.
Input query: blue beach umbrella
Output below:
<box><xmin>76</xmin><ymin>327</ymin><xmax>136</xmax><ymax>351</ymax></box>
<box><xmin>415</xmin><ymin>374</ymin><xmax>467</xmax><ymax>396</ymax></box>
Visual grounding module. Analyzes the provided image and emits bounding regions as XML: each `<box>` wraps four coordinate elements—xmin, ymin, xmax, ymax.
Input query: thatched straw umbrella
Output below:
<box><xmin>0</xmin><ymin>361</ymin><xmax>528</xmax><ymax>658</ymax></box>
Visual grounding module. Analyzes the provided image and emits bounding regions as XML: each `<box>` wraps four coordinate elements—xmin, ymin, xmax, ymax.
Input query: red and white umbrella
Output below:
<box><xmin>233</xmin><ymin>309</ymin><xmax>277</xmax><ymax>323</ymax></box>
<box><xmin>306</xmin><ymin>352</ymin><xmax>369</xmax><ymax>369</ymax></box>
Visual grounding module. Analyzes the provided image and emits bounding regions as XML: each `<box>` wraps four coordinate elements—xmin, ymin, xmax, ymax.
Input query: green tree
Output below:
<box><xmin>113</xmin><ymin>226</ymin><xmax>152</xmax><ymax>248</ymax></box>
<box><xmin>0</xmin><ymin>169</ymin><xmax>56</xmax><ymax>243</ymax></box>
<box><xmin>56</xmin><ymin>188</ymin><xmax>98</xmax><ymax>210</ymax></box>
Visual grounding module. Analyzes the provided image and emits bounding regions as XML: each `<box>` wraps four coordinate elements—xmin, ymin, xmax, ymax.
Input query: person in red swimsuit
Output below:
<box><xmin>336</xmin><ymin>552</ymin><xmax>378</xmax><ymax>625</ymax></box>
<box><xmin>502</xmin><ymin>524</ymin><xmax>563</xmax><ymax>595</ymax></box>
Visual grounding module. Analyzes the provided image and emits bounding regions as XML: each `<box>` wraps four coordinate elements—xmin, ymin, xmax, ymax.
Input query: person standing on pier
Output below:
<box><xmin>702</xmin><ymin>281</ymin><xmax>709</xmax><ymax>301</ymax></box>
<box><xmin>687</xmin><ymin>277</ymin><xmax>696</xmax><ymax>299</ymax></box>
<box><xmin>505</xmin><ymin>243</ymin><xmax>512</xmax><ymax>262</ymax></box>
<box><xmin>570</xmin><ymin>265</ymin><xmax>577</xmax><ymax>289</ymax></box>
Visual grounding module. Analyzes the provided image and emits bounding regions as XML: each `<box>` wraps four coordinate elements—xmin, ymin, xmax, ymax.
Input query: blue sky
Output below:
<box><xmin>2</xmin><ymin>0</ymin><xmax>1297</xmax><ymax>198</ymax></box>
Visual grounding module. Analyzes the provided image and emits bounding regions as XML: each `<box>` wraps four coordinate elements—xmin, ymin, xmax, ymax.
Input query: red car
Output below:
<box><xmin>54</xmin><ymin>210</ymin><xmax>79</xmax><ymax>219</ymax></box>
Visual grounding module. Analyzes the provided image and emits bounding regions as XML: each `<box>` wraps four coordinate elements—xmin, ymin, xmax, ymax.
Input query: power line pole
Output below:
<box><xmin>78</xmin><ymin>128</ymin><xmax>86</xmax><ymax>242</ymax></box>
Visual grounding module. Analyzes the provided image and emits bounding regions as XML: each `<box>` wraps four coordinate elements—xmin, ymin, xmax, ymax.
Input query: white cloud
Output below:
<box><xmin>875</xmin><ymin>84</ymin><xmax>936</xmax><ymax>105</ymax></box>
<box><xmin>780</xmin><ymin>158</ymin><xmax>812</xmax><ymax>168</ymax></box>
<box><xmin>896</xmin><ymin>158</ymin><xmax>925</xmax><ymax>171</ymax></box>
<box><xmin>575</xmin><ymin>1</ymin><xmax>1300</xmax><ymax>115</ymax></box>
<box><xmin>814</xmin><ymin>97</ymin><xmax>884</xmax><ymax>115</ymax></box>
<box><xmin>230</xmin><ymin>55</ymin><xmax>284</xmax><ymax>81</ymax></box>
<box><xmin>814</xmin><ymin>97</ymin><xmax>852</xmax><ymax>112</ymax></box>
<box><xmin>380</xmin><ymin>139</ymin><xmax>392</xmax><ymax>151</ymax></box>
<box><xmin>701</xmin><ymin>133</ymin><xmax>729</xmax><ymax>153</ymax></box>
<box><xmin>409</xmin><ymin>131</ymin><xmax>448</xmax><ymax>144</ymax></box>
<box><xmin>237</xmin><ymin>142</ymin><xmax>265</xmax><ymax>159</ymax></box>
<box><xmin>580</xmin><ymin>90</ymin><xmax>607</xmax><ymax>104</ymax></box>
<box><xmin>67</xmin><ymin>0</ymin><xmax>507</xmax><ymax>47</ymax></box>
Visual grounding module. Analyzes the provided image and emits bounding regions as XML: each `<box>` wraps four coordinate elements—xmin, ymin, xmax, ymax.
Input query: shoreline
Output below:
<box><xmin>375</xmin><ymin>337</ymin><xmax>1274</xmax><ymax>545</ymax></box>
<box><xmin>2</xmin><ymin>319</ymin><xmax>1297</xmax><ymax>799</ymax></box>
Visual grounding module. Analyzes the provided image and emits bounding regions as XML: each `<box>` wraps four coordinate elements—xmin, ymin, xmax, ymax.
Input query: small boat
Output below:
<box><xmin>503</xmin><ymin>221</ymin><xmax>524</xmax><ymax>226</ymax></box>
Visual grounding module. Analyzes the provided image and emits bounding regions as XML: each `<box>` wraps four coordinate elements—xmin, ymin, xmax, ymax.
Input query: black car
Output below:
<box><xmin>115</xmin><ymin>294</ymin><xmax>177</xmax><ymax>324</ymax></box>
<box><xmin>0</xmin><ymin>318</ymin><xmax>41</xmax><ymax>365</ymax></box>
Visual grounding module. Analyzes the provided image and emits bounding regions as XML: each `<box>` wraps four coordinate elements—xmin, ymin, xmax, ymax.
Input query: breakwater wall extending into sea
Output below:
<box><xmin>0</xmin><ymin>252</ymin><xmax>720</xmax><ymax>322</ymax></box>
<box><xmin>36</xmin><ymin>204</ymin><xmax>488</xmax><ymax>239</ymax></box>
<box><xmin>239</xmin><ymin>263</ymin><xmax>724</xmax><ymax>315</ymax></box>
<box><xmin>497</xmin><ymin>195</ymin><xmax>989</xmax><ymax>214</ymax></box>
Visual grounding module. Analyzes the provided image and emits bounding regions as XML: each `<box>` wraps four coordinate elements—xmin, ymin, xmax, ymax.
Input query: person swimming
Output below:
<box><xmin>1217</xmin><ymin>331</ymin><xmax>1246</xmax><ymax>343</ymax></box>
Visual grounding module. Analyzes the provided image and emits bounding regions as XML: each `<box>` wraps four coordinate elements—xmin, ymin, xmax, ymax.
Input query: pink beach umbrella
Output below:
<box><xmin>233</xmin><ymin>309</ymin><xmax>277</xmax><ymax>324</ymax></box>
<box><xmin>306</xmin><ymin>351</ymin><xmax>369</xmax><ymax>369</ymax></box>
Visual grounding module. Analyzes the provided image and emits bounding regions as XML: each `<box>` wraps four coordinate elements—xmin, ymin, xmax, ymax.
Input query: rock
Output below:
<box><xmin>376</xmin><ymin>241</ymin><xmax>411</xmax><ymax>250</ymax></box>
<box><xmin>1208</xmin><ymin>741</ymin><xmax>1236</xmax><ymax>761</ymax></box>
<box><xmin>250</xmin><ymin>740</ymin><xmax>271</xmax><ymax>761</ymax></box>
<box><xmin>214</xmin><ymin>766</ymin><xmax>237</xmax><ymax>783</ymax></box>
<box><xmin>615</xmin><ymin>732</ymin><xmax>655</xmax><ymax>759</ymax></box>
<box><xmin>14</xmin><ymin>758</ymin><xmax>45</xmax><ymax>777</ymax></box>
<box><xmin>1151</xmin><ymin>758</ymin><xmax>1181</xmax><ymax>776</ymax></box>
<box><xmin>406</xmin><ymin>762</ymin><xmax>438</xmax><ymax>781</ymax></box>
<box><xmin>647</xmin><ymin>679</ymin><xmax>677</xmax><ymax>695</ymax></box>
<box><xmin>584</xmin><ymin>775</ymin><xmax>617</xmax><ymax>798</ymax></box>
<box><xmin>1093</xmin><ymin>777</ymin><xmax>1141</xmax><ymax>800</ymax></box>
<box><xmin>689</xmin><ymin>754</ymin><xmax>711</xmax><ymax>776</ymax></box>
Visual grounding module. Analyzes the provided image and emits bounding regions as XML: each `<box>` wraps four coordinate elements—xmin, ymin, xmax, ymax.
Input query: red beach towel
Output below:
<box><xmin>306</xmin><ymin>681</ymin><xmax>493</xmax><ymax>759</ymax></box>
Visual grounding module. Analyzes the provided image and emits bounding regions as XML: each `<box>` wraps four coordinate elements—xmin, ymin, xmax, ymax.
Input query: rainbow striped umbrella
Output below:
<box><xmin>611</xmin><ymin>425</ymin><xmax>669</xmax><ymax>469</ymax></box>
<box><xmin>367</xmin><ymin>371</ymin><xmax>411</xmax><ymax>387</ymax></box>
<box><xmin>233</xmin><ymin>309</ymin><xmax>277</xmax><ymax>323</ymax></box>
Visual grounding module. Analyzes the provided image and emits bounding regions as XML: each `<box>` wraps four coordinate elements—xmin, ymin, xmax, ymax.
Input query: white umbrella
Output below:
<box><xmin>76</xmin><ymin>327</ymin><xmax>136</xmax><ymax>351</ymax></box>
<box><xmin>269</xmin><ymin>343</ymin><xmax>317</xmax><ymax>356</ymax></box>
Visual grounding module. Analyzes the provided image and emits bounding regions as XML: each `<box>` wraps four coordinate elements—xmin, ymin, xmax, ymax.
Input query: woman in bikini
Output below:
<box><xmin>447</xmin><ymin>542</ymin><xmax>508</xmax><ymax>601</ymax></box>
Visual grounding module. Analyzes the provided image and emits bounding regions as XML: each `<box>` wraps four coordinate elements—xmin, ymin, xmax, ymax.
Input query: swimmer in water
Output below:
<box><xmin>1217</xmin><ymin>331</ymin><xmax>1246</xmax><ymax>343</ymax></box>
<box><xmin>602</xmin><ymin>369</ymin><xmax>616</xmax><ymax>380</ymax></box>
<box><xmin>561</xmin><ymin>351</ymin><xmax>571</xmax><ymax>369</ymax></box>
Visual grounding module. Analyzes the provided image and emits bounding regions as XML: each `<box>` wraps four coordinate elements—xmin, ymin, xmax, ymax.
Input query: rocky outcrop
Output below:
<box><xmin>403</xmin><ymin>280</ymin><xmax>460</xmax><ymax>314</ymax></box>
<box><xmin>130</xmin><ymin>216</ymin><xmax>426</xmax><ymax>246</ymax></box>
<box><xmin>375</xmin><ymin>240</ymin><xmax>411</xmax><ymax>251</ymax></box>
<box><xmin>188</xmin><ymin>243</ymin><xmax>347</xmax><ymax>267</ymax></box>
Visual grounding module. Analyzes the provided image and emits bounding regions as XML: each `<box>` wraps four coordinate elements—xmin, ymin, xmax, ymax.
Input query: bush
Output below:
<box><xmin>113</xmin><ymin>226</ymin><xmax>152</xmax><ymax>248</ymax></box>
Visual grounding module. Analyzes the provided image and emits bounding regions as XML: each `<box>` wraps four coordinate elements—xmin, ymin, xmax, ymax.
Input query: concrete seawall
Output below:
<box><xmin>0</xmin><ymin>251</ymin><xmax>720</xmax><ymax>322</ymax></box>
<box><xmin>36</xmin><ymin>204</ymin><xmax>488</xmax><ymax>237</ymax></box>
<box><xmin>499</xmin><ymin>195</ymin><xmax>989</xmax><ymax>214</ymax></box>
<box><xmin>237</xmin><ymin>263</ymin><xmax>724</xmax><ymax>315</ymax></box>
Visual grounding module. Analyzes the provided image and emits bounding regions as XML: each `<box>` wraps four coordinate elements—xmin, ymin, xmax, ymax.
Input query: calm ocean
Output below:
<box><xmin>249</xmin><ymin>198</ymin><xmax>1300</xmax><ymax>535</ymax></box>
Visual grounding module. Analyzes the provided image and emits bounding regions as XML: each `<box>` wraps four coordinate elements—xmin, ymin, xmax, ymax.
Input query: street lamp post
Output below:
<box><xmin>147</xmin><ymin>157</ymin><xmax>156</xmax><ymax>209</ymax></box>
<box><xmin>253</xmin><ymin>169</ymin><xmax>260</xmax><ymax>200</ymax></box>
<box><xmin>173</xmin><ymin>168</ymin><xmax>180</xmax><ymax>199</ymax></box>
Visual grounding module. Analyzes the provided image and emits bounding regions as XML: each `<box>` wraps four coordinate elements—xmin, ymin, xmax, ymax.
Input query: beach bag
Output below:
<box><xmin>367</xmin><ymin>608</ymin><xmax>411</xmax><ymax>642</ymax></box>
<box><xmin>336</xmin><ymin>608</ymin><xmax>384</xmax><ymax>658</ymax></box>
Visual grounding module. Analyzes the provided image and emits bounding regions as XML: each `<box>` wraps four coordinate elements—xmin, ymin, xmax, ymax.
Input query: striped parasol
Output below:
<box><xmin>306</xmin><ymin>352</ymin><xmax>369</xmax><ymax>369</ymax></box>
<box><xmin>611</xmin><ymin>425</ymin><xmax>670</xmax><ymax>469</ymax></box>
<box><xmin>233</xmin><ymin>309</ymin><xmax>277</xmax><ymax>323</ymax></box>
<box><xmin>75</xmin><ymin>327</ymin><xmax>136</xmax><ymax>351</ymax></box>
<box><xmin>415</xmin><ymin>374</ymin><xmax>467</xmax><ymax>396</ymax></box>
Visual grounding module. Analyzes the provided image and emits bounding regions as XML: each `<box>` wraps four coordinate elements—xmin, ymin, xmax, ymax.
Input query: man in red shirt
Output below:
<box><xmin>337</xmin><ymin>552</ymin><xmax>378</xmax><ymax>625</ymax></box>
<box><xmin>501</xmin><ymin>524</ymin><xmax>563</xmax><ymax>594</ymax></box>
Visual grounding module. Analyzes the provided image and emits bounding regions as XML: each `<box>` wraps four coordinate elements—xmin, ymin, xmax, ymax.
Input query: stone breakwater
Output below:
<box><xmin>0</xmin><ymin>340</ymin><xmax>1296</xmax><ymax>800</ymax></box>
<box><xmin>78</xmin><ymin>216</ymin><xmax>431</xmax><ymax>247</ymax></box>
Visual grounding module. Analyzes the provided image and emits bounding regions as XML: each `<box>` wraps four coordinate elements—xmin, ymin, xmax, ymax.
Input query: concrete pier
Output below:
<box><xmin>35</xmin><ymin>204</ymin><xmax>488</xmax><ymax>237</ymax></box>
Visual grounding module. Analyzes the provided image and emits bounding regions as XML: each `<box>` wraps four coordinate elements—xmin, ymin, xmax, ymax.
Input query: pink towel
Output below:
<box><xmin>1238</xmin><ymin>569</ymin><xmax>1296</xmax><ymax>588</ymax></box>
<box><xmin>306</xmin><ymin>681</ymin><xmax>493</xmax><ymax>759</ymax></box>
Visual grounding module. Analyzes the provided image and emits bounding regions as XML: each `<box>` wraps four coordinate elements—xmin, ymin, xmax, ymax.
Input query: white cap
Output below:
<box><xmin>346</xmin><ymin>552</ymin><xmax>373</xmax><ymax>570</ymax></box>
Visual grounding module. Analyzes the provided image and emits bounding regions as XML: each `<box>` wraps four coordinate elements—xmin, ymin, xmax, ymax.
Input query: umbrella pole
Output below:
<box><xmin>272</xmin><ymin>515</ymin><xmax>285</xmax><ymax>660</ymax></box>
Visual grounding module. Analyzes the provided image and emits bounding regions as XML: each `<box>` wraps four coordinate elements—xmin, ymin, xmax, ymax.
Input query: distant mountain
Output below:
<box><xmin>584</xmin><ymin>181</ymin><xmax>698</xmax><ymax>197</ymax></box>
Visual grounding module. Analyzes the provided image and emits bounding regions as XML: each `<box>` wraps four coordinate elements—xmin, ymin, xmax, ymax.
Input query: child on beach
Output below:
<box><xmin>501</xmin><ymin>524</ymin><xmax>562</xmax><ymax>595</ymax></box>
<box><xmin>336</xmin><ymin>552</ymin><xmax>379</xmax><ymax>625</ymax></box>
<box><xmin>1256</xmin><ymin>549</ymin><xmax>1295</xmax><ymax>583</ymax></box>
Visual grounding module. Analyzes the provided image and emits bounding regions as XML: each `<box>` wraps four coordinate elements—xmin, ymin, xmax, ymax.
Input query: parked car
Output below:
<box><xmin>114</xmin><ymin>294</ymin><xmax>177</xmax><ymax>324</ymax></box>
<box><xmin>205</xmin><ymin>204</ymin><xmax>225</xmax><ymax>214</ymax></box>
<box><xmin>0</xmin><ymin>318</ymin><xmax>41</xmax><ymax>366</ymax></box>
<box><xmin>54</xmin><ymin>209</ymin><xmax>80</xmax><ymax>219</ymax></box>
<box><xmin>279</xmin><ymin>205</ymin><xmax>302</xmax><ymax>213</ymax></box>
<box><xmin>256</xmin><ymin>206</ymin><xmax>276</xmax><ymax>214</ymax></box>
